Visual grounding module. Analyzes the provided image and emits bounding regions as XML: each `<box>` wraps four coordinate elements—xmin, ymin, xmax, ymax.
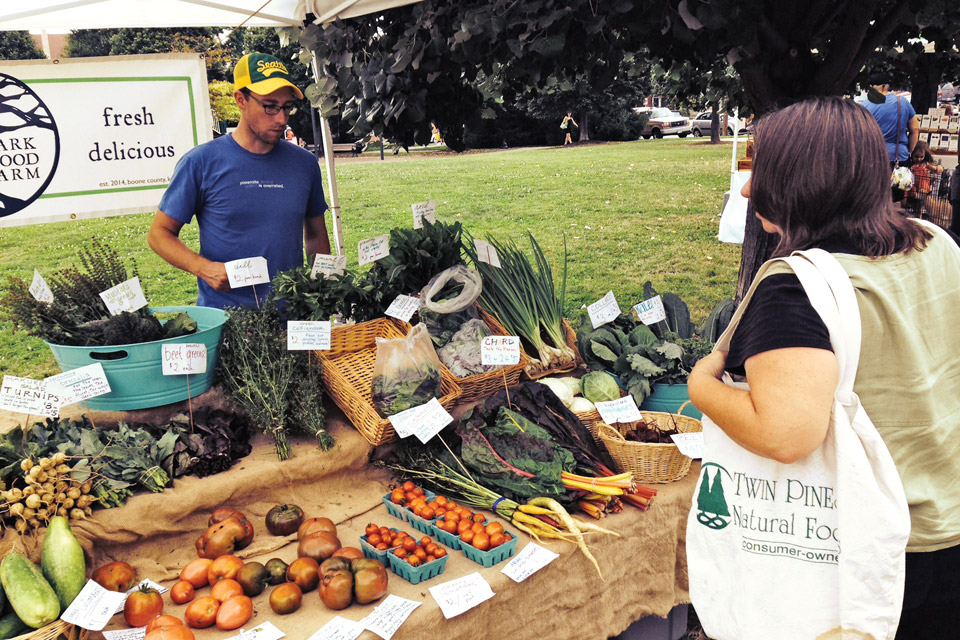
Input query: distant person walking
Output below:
<box><xmin>560</xmin><ymin>112</ymin><xmax>578</xmax><ymax>145</ymax></box>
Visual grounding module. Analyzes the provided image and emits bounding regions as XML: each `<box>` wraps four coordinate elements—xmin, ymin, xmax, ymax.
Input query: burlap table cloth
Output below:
<box><xmin>1</xmin><ymin>390</ymin><xmax>695</xmax><ymax>639</ymax></box>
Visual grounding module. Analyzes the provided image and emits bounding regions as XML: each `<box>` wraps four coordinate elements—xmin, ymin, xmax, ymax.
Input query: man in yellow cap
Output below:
<box><xmin>148</xmin><ymin>53</ymin><xmax>330</xmax><ymax>309</ymax></box>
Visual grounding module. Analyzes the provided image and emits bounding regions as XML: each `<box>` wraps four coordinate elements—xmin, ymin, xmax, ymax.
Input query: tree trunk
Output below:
<box><xmin>910</xmin><ymin>53</ymin><xmax>942</xmax><ymax>116</ymax></box>
<box><xmin>580</xmin><ymin>112</ymin><xmax>590</xmax><ymax>141</ymax></box>
<box><xmin>710</xmin><ymin>103</ymin><xmax>720</xmax><ymax>144</ymax></box>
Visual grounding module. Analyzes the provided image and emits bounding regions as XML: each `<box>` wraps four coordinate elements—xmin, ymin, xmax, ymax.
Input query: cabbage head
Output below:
<box><xmin>581</xmin><ymin>371</ymin><xmax>620</xmax><ymax>403</ymax></box>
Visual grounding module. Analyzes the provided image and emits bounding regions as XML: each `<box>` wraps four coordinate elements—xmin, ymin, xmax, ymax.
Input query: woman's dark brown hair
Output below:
<box><xmin>751</xmin><ymin>96</ymin><xmax>931</xmax><ymax>257</ymax></box>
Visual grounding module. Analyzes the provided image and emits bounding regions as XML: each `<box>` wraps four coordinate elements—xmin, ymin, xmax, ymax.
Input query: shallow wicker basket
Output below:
<box><xmin>12</xmin><ymin>620</ymin><xmax>88</xmax><ymax>640</ymax></box>
<box><xmin>521</xmin><ymin>319</ymin><xmax>582</xmax><ymax>380</ymax></box>
<box><xmin>573</xmin><ymin>385</ymin><xmax>628</xmax><ymax>446</ymax></box>
<box><xmin>318</xmin><ymin>317</ymin><xmax>462</xmax><ymax>446</ymax></box>
<box><xmin>448</xmin><ymin>308</ymin><xmax>530</xmax><ymax>403</ymax></box>
<box><xmin>598</xmin><ymin>407</ymin><xmax>702</xmax><ymax>484</ymax></box>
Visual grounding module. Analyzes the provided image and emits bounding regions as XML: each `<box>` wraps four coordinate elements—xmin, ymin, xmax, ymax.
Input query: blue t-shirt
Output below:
<box><xmin>159</xmin><ymin>135</ymin><xmax>328</xmax><ymax>309</ymax></box>
<box><xmin>861</xmin><ymin>93</ymin><xmax>916</xmax><ymax>163</ymax></box>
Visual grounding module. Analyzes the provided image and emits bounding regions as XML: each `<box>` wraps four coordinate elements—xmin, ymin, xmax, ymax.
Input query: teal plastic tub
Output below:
<box><xmin>45</xmin><ymin>306</ymin><xmax>227</xmax><ymax>411</ymax></box>
<box><xmin>640</xmin><ymin>383</ymin><xmax>702</xmax><ymax>419</ymax></box>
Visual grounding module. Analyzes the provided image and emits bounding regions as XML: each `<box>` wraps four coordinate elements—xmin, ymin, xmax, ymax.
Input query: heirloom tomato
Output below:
<box><xmin>92</xmin><ymin>561</ymin><xmax>137</xmax><ymax>592</ymax></box>
<box><xmin>124</xmin><ymin>585</ymin><xmax>164</xmax><ymax>627</ymax></box>
<box><xmin>269</xmin><ymin>582</ymin><xmax>302</xmax><ymax>615</ymax></box>
<box><xmin>265</xmin><ymin>504</ymin><xmax>304</xmax><ymax>536</ymax></box>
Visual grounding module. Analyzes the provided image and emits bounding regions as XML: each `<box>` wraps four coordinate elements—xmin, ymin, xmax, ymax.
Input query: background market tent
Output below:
<box><xmin>0</xmin><ymin>0</ymin><xmax>422</xmax><ymax>255</ymax></box>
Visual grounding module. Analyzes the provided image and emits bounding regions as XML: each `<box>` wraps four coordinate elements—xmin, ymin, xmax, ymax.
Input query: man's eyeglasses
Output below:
<box><xmin>246</xmin><ymin>93</ymin><xmax>297</xmax><ymax>116</ymax></box>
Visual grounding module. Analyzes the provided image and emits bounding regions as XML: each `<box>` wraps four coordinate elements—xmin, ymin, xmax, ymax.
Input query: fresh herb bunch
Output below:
<box><xmin>268</xmin><ymin>266</ymin><xmax>350</xmax><ymax>321</ymax></box>
<box><xmin>139</xmin><ymin>407</ymin><xmax>253</xmax><ymax>479</ymax></box>
<box><xmin>0</xmin><ymin>237</ymin><xmax>190</xmax><ymax>346</ymax></box>
<box><xmin>217</xmin><ymin>305</ymin><xmax>332</xmax><ymax>460</ymax></box>
<box><xmin>368</xmin><ymin>219</ymin><xmax>464</xmax><ymax>297</ymax></box>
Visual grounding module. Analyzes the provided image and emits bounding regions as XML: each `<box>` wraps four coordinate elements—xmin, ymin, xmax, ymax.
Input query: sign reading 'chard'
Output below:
<box><xmin>0</xmin><ymin>53</ymin><xmax>212</xmax><ymax>228</ymax></box>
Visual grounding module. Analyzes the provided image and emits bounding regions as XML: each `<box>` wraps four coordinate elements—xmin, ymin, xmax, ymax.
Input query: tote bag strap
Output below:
<box><xmin>785</xmin><ymin>249</ymin><xmax>862</xmax><ymax>396</ymax></box>
<box><xmin>894</xmin><ymin>95</ymin><xmax>901</xmax><ymax>165</ymax></box>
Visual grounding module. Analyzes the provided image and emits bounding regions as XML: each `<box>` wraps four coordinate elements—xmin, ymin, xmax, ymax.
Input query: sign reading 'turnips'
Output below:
<box><xmin>0</xmin><ymin>53</ymin><xmax>212</xmax><ymax>228</ymax></box>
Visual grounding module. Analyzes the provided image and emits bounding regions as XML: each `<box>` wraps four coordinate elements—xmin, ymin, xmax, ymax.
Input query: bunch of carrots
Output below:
<box><xmin>561</xmin><ymin>471</ymin><xmax>658</xmax><ymax>517</ymax></box>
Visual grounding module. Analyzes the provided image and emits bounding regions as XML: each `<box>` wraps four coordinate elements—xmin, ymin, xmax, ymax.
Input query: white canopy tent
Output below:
<box><xmin>0</xmin><ymin>0</ymin><xmax>422</xmax><ymax>255</ymax></box>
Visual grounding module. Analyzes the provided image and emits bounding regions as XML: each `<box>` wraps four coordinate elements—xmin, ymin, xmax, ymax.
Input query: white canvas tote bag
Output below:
<box><xmin>686</xmin><ymin>249</ymin><xmax>910</xmax><ymax>640</ymax></box>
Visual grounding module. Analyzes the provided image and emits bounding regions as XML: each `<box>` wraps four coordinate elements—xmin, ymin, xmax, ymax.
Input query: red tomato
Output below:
<box><xmin>124</xmin><ymin>586</ymin><xmax>164</xmax><ymax>627</ymax></box>
<box><xmin>92</xmin><ymin>561</ymin><xmax>137</xmax><ymax>592</ymax></box>
<box><xmin>433</xmin><ymin>547</ymin><xmax>447</xmax><ymax>559</ymax></box>
<box><xmin>401</xmin><ymin>537</ymin><xmax>417</xmax><ymax>552</ymax></box>
<box><xmin>365</xmin><ymin>523</ymin><xmax>379</xmax><ymax>536</ymax></box>
<box><xmin>473</xmin><ymin>532</ymin><xmax>490</xmax><ymax>551</ymax></box>
<box><xmin>332</xmin><ymin>547</ymin><xmax>364</xmax><ymax>560</ymax></box>
<box><xmin>207</xmin><ymin>555</ymin><xmax>244</xmax><ymax>584</ymax></box>
<box><xmin>184</xmin><ymin>596</ymin><xmax>219</xmax><ymax>629</ymax></box>
<box><xmin>178</xmin><ymin>558</ymin><xmax>213</xmax><ymax>589</ymax></box>
<box><xmin>216</xmin><ymin>595</ymin><xmax>253</xmax><ymax>631</ymax></box>
<box><xmin>407</xmin><ymin>555</ymin><xmax>422</xmax><ymax>567</ymax></box>
<box><xmin>145</xmin><ymin>615</ymin><xmax>183</xmax><ymax>634</ymax></box>
<box><xmin>489</xmin><ymin>532</ymin><xmax>506</xmax><ymax>548</ymax></box>
<box><xmin>170</xmin><ymin>581</ymin><xmax>195</xmax><ymax>605</ymax></box>
<box><xmin>210</xmin><ymin>579</ymin><xmax>243</xmax><ymax>602</ymax></box>
<box><xmin>401</xmin><ymin>481</ymin><xmax>415</xmax><ymax>493</ymax></box>
<box><xmin>144</xmin><ymin>627</ymin><xmax>195</xmax><ymax>640</ymax></box>
<box><xmin>269</xmin><ymin>582</ymin><xmax>303</xmax><ymax>615</ymax></box>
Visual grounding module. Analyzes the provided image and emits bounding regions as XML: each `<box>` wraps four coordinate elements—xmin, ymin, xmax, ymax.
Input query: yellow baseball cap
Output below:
<box><xmin>234</xmin><ymin>52</ymin><xmax>304</xmax><ymax>100</ymax></box>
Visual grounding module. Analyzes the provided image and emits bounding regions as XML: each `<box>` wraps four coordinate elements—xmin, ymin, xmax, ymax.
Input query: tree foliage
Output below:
<box><xmin>0</xmin><ymin>31</ymin><xmax>46</xmax><ymax>60</ymax></box>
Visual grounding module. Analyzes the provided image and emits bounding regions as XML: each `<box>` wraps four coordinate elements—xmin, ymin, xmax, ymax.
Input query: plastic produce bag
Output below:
<box><xmin>371</xmin><ymin>324</ymin><xmax>444</xmax><ymax>417</ymax></box>
<box><xmin>438</xmin><ymin>318</ymin><xmax>499</xmax><ymax>377</ymax></box>
<box><xmin>419</xmin><ymin>265</ymin><xmax>483</xmax><ymax>348</ymax></box>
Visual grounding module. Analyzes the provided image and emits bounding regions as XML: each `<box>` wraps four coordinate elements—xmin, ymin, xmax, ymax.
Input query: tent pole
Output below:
<box><xmin>310</xmin><ymin>52</ymin><xmax>345</xmax><ymax>257</ymax></box>
<box><xmin>729</xmin><ymin>107</ymin><xmax>739</xmax><ymax>192</ymax></box>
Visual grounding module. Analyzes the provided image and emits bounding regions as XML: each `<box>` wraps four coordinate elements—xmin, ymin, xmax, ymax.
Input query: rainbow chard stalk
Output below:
<box><xmin>465</xmin><ymin>232</ymin><xmax>576</xmax><ymax>376</ymax></box>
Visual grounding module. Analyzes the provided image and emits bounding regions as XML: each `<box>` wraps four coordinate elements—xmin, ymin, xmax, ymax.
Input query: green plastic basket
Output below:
<box><xmin>45</xmin><ymin>306</ymin><xmax>227</xmax><ymax>411</ymax></box>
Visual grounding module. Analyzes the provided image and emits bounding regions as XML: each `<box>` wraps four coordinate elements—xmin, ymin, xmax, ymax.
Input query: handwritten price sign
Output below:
<box><xmin>30</xmin><ymin>269</ymin><xmax>53</xmax><ymax>303</ymax></box>
<box><xmin>358</xmin><ymin>235</ymin><xmax>390</xmax><ymax>266</ymax></box>
<box><xmin>287</xmin><ymin>321</ymin><xmax>331</xmax><ymax>351</ymax></box>
<box><xmin>587</xmin><ymin>291</ymin><xmax>621</xmax><ymax>329</ymax></box>
<box><xmin>99</xmin><ymin>277</ymin><xmax>148</xmax><ymax>315</ymax></box>
<box><xmin>480</xmin><ymin>336</ymin><xmax>521</xmax><ymax>365</ymax></box>
<box><xmin>412</xmin><ymin>200</ymin><xmax>438</xmax><ymax>229</ymax></box>
<box><xmin>633</xmin><ymin>295</ymin><xmax>667</xmax><ymax>325</ymax></box>
<box><xmin>46</xmin><ymin>363</ymin><xmax>111</xmax><ymax>407</ymax></box>
<box><xmin>310</xmin><ymin>253</ymin><xmax>347</xmax><ymax>280</ymax></box>
<box><xmin>473</xmin><ymin>239</ymin><xmax>501</xmax><ymax>268</ymax></box>
<box><xmin>384</xmin><ymin>295</ymin><xmax>421</xmax><ymax>322</ymax></box>
<box><xmin>224</xmin><ymin>257</ymin><xmax>270</xmax><ymax>288</ymax></box>
<box><xmin>0</xmin><ymin>375</ymin><xmax>62</xmax><ymax>418</ymax></box>
<box><xmin>161</xmin><ymin>343</ymin><xmax>207</xmax><ymax>375</ymax></box>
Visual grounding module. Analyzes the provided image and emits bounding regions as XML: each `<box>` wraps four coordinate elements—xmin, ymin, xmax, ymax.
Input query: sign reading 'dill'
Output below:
<box><xmin>161</xmin><ymin>343</ymin><xmax>207</xmax><ymax>375</ymax></box>
<box><xmin>225</xmin><ymin>257</ymin><xmax>269</xmax><ymax>288</ymax></box>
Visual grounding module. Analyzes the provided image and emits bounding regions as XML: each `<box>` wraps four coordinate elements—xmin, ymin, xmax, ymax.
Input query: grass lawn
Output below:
<box><xmin>0</xmin><ymin>138</ymin><xmax>743</xmax><ymax>379</ymax></box>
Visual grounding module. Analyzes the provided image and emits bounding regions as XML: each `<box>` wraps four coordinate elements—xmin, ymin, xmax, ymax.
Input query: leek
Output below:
<box><xmin>465</xmin><ymin>232</ymin><xmax>577</xmax><ymax>375</ymax></box>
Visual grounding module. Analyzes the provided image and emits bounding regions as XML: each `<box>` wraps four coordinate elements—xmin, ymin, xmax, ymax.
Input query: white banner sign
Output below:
<box><xmin>161</xmin><ymin>343</ymin><xmax>207</xmax><ymax>375</ymax></box>
<box><xmin>0</xmin><ymin>54</ymin><xmax>212</xmax><ymax>228</ymax></box>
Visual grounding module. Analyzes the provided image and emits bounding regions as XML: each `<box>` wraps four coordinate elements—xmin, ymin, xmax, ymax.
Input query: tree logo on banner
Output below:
<box><xmin>696</xmin><ymin>463</ymin><xmax>731</xmax><ymax>530</ymax></box>
<box><xmin>0</xmin><ymin>73</ymin><xmax>60</xmax><ymax>218</ymax></box>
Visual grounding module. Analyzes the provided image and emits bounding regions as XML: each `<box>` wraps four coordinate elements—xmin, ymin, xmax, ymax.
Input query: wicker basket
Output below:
<box><xmin>319</xmin><ymin>318</ymin><xmax>462</xmax><ymax>446</ymax></box>
<box><xmin>448</xmin><ymin>308</ymin><xmax>529</xmax><ymax>403</ymax></box>
<box><xmin>598</xmin><ymin>407</ymin><xmax>702</xmax><ymax>483</ymax></box>
<box><xmin>522</xmin><ymin>319</ymin><xmax>582</xmax><ymax>380</ymax></box>
<box><xmin>573</xmin><ymin>384</ymin><xmax>627</xmax><ymax>446</ymax></box>
<box><xmin>12</xmin><ymin>621</ymin><xmax>88</xmax><ymax>640</ymax></box>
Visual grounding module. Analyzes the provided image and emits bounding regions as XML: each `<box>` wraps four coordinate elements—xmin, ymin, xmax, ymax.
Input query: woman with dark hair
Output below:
<box><xmin>688</xmin><ymin>96</ymin><xmax>960</xmax><ymax>639</ymax></box>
